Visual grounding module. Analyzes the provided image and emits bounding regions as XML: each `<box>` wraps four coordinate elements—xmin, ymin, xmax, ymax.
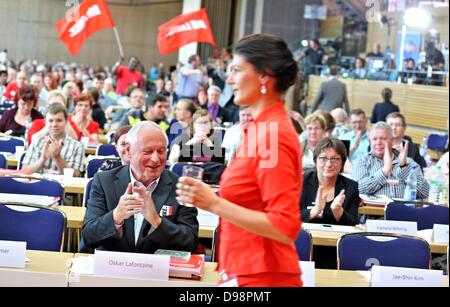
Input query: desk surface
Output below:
<box><xmin>0</xmin><ymin>250</ymin><xmax>73</xmax><ymax>287</ymax></box>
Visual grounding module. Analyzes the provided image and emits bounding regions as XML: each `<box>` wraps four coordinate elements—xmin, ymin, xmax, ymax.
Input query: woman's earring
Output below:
<box><xmin>260</xmin><ymin>84</ymin><xmax>267</xmax><ymax>95</ymax></box>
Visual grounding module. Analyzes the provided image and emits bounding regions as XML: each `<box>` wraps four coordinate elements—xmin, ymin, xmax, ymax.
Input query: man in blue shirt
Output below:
<box><xmin>341</xmin><ymin>108</ymin><xmax>370</xmax><ymax>163</ymax></box>
<box><xmin>176</xmin><ymin>55</ymin><xmax>204</xmax><ymax>100</ymax></box>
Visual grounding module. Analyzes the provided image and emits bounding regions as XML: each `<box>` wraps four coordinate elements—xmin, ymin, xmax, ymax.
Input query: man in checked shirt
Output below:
<box><xmin>352</xmin><ymin>121</ymin><xmax>429</xmax><ymax>199</ymax></box>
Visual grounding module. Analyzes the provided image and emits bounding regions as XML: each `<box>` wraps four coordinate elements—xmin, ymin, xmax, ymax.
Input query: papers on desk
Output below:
<box><xmin>70</xmin><ymin>256</ymin><xmax>95</xmax><ymax>275</ymax></box>
<box><xmin>302</xmin><ymin>223</ymin><xmax>361</xmax><ymax>233</ymax></box>
<box><xmin>197</xmin><ymin>209</ymin><xmax>219</xmax><ymax>227</ymax></box>
<box><xmin>0</xmin><ymin>193</ymin><xmax>59</xmax><ymax>207</ymax></box>
<box><xmin>360</xmin><ymin>194</ymin><xmax>392</xmax><ymax>207</ymax></box>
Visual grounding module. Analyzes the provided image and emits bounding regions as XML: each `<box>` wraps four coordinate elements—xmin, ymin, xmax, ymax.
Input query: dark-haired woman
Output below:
<box><xmin>300</xmin><ymin>137</ymin><xmax>360</xmax><ymax>226</ymax></box>
<box><xmin>176</xmin><ymin>34</ymin><xmax>303</xmax><ymax>287</ymax></box>
<box><xmin>0</xmin><ymin>85</ymin><xmax>43</xmax><ymax>137</ymax></box>
<box><xmin>370</xmin><ymin>87</ymin><xmax>400</xmax><ymax>124</ymax></box>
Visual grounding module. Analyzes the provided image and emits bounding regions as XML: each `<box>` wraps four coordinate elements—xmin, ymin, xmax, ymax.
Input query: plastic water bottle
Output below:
<box><xmin>428</xmin><ymin>165</ymin><xmax>446</xmax><ymax>205</ymax></box>
<box><xmin>419</xmin><ymin>136</ymin><xmax>428</xmax><ymax>158</ymax></box>
<box><xmin>403</xmin><ymin>165</ymin><xmax>418</xmax><ymax>201</ymax></box>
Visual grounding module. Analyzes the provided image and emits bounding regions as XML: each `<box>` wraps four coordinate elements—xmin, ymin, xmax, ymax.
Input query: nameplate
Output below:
<box><xmin>93</xmin><ymin>250</ymin><xmax>170</xmax><ymax>281</ymax></box>
<box><xmin>0</xmin><ymin>241</ymin><xmax>26</xmax><ymax>269</ymax></box>
<box><xmin>366</xmin><ymin>220</ymin><xmax>417</xmax><ymax>236</ymax></box>
<box><xmin>299</xmin><ymin>261</ymin><xmax>315</xmax><ymax>287</ymax></box>
<box><xmin>371</xmin><ymin>265</ymin><xmax>443</xmax><ymax>287</ymax></box>
<box><xmin>433</xmin><ymin>224</ymin><xmax>449</xmax><ymax>243</ymax></box>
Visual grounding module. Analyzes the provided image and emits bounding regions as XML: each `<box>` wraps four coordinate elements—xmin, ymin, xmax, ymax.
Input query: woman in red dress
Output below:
<box><xmin>176</xmin><ymin>33</ymin><xmax>303</xmax><ymax>287</ymax></box>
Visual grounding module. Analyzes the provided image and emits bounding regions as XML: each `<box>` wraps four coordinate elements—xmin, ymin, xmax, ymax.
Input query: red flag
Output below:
<box><xmin>55</xmin><ymin>0</ymin><xmax>115</xmax><ymax>56</ymax></box>
<box><xmin>158</xmin><ymin>9</ymin><xmax>217</xmax><ymax>55</ymax></box>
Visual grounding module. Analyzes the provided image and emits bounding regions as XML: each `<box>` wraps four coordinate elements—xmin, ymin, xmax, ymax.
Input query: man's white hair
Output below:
<box><xmin>371</xmin><ymin>121</ymin><xmax>393</xmax><ymax>137</ymax></box>
<box><xmin>125</xmin><ymin>121</ymin><xmax>168</xmax><ymax>146</ymax></box>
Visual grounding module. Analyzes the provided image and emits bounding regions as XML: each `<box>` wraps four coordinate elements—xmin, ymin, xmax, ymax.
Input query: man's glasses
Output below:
<box><xmin>318</xmin><ymin>157</ymin><xmax>341</xmax><ymax>165</ymax></box>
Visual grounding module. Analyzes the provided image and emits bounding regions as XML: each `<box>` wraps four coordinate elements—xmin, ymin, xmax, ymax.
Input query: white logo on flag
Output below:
<box><xmin>165</xmin><ymin>20</ymin><xmax>208</xmax><ymax>38</ymax></box>
<box><xmin>68</xmin><ymin>4</ymin><xmax>102</xmax><ymax>38</ymax></box>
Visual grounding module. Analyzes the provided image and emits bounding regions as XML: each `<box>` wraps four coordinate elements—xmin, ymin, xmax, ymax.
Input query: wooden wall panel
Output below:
<box><xmin>308</xmin><ymin>76</ymin><xmax>449</xmax><ymax>142</ymax></box>
<box><xmin>0</xmin><ymin>0</ymin><xmax>183</xmax><ymax>69</ymax></box>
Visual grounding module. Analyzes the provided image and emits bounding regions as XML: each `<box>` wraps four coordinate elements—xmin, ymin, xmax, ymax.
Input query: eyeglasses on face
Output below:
<box><xmin>317</xmin><ymin>156</ymin><xmax>341</xmax><ymax>165</ymax></box>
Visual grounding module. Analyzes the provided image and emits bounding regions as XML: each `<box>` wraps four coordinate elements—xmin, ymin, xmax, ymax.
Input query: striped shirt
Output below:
<box><xmin>352</xmin><ymin>151</ymin><xmax>429</xmax><ymax>199</ymax></box>
<box><xmin>23</xmin><ymin>135</ymin><xmax>86</xmax><ymax>174</ymax></box>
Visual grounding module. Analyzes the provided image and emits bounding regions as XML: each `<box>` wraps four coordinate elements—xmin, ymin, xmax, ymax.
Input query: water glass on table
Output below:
<box><xmin>180</xmin><ymin>165</ymin><xmax>204</xmax><ymax>207</ymax></box>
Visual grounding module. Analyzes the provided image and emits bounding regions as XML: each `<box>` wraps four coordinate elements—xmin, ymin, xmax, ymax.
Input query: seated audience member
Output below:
<box><xmin>386</xmin><ymin>112</ymin><xmax>426</xmax><ymax>168</ymax></box>
<box><xmin>300</xmin><ymin>138</ymin><xmax>359</xmax><ymax>225</ymax></box>
<box><xmin>81</xmin><ymin>121</ymin><xmax>199</xmax><ymax>253</ymax></box>
<box><xmin>319</xmin><ymin>111</ymin><xmax>336</xmax><ymax>138</ymax></box>
<box><xmin>92</xmin><ymin>74</ymin><xmax>116</xmax><ymax>110</ymax></box>
<box><xmin>0</xmin><ymin>85</ymin><xmax>43</xmax><ymax>137</ymax></box>
<box><xmin>103</xmin><ymin>77</ymin><xmax>118</xmax><ymax>101</ymax></box>
<box><xmin>105</xmin><ymin>86</ymin><xmax>140</xmax><ymax>131</ymax></box>
<box><xmin>100</xmin><ymin>125</ymin><xmax>132</xmax><ymax>172</ymax></box>
<box><xmin>202</xmin><ymin>85</ymin><xmax>226</xmax><ymax>125</ymax></box>
<box><xmin>331</xmin><ymin>108</ymin><xmax>350</xmax><ymax>138</ymax></box>
<box><xmin>370</xmin><ymin>88</ymin><xmax>400</xmax><ymax>124</ymax></box>
<box><xmin>301</xmin><ymin>114</ymin><xmax>326</xmax><ymax>171</ymax></box>
<box><xmin>169</xmin><ymin>109</ymin><xmax>223</xmax><ymax>164</ymax></box>
<box><xmin>167</xmin><ymin>99</ymin><xmax>197</xmax><ymax>148</ymax></box>
<box><xmin>351</xmin><ymin>57</ymin><xmax>367</xmax><ymax>80</ymax></box>
<box><xmin>352</xmin><ymin>122</ymin><xmax>429</xmax><ymax>199</ymax></box>
<box><xmin>69</xmin><ymin>93</ymin><xmax>100</xmax><ymax>143</ymax></box>
<box><xmin>85</xmin><ymin>87</ymin><xmax>107</xmax><ymax>130</ymax></box>
<box><xmin>341</xmin><ymin>108</ymin><xmax>370</xmax><ymax>163</ymax></box>
<box><xmin>195</xmin><ymin>87</ymin><xmax>208</xmax><ymax>107</ymax></box>
<box><xmin>222</xmin><ymin>106</ymin><xmax>253</xmax><ymax>163</ymax></box>
<box><xmin>3</xmin><ymin>71</ymin><xmax>28</xmax><ymax>101</ymax></box>
<box><xmin>118</xmin><ymin>94</ymin><xmax>170</xmax><ymax>132</ymax></box>
<box><xmin>22</xmin><ymin>103</ymin><xmax>85</xmax><ymax>176</ymax></box>
<box><xmin>27</xmin><ymin>90</ymin><xmax>78</xmax><ymax>144</ymax></box>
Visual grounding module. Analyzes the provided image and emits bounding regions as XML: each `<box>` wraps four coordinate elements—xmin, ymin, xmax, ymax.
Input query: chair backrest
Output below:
<box><xmin>82</xmin><ymin>178</ymin><xmax>94</xmax><ymax>207</ymax></box>
<box><xmin>170</xmin><ymin>162</ymin><xmax>190</xmax><ymax>177</ymax></box>
<box><xmin>337</xmin><ymin>232</ymin><xmax>431</xmax><ymax>270</ymax></box>
<box><xmin>17</xmin><ymin>151</ymin><xmax>26</xmax><ymax>170</ymax></box>
<box><xmin>0</xmin><ymin>137</ymin><xmax>25</xmax><ymax>154</ymax></box>
<box><xmin>0</xmin><ymin>203</ymin><xmax>66</xmax><ymax>251</ymax></box>
<box><xmin>0</xmin><ymin>102</ymin><xmax>15</xmax><ymax>116</ymax></box>
<box><xmin>385</xmin><ymin>202</ymin><xmax>449</xmax><ymax>230</ymax></box>
<box><xmin>0</xmin><ymin>176</ymin><xmax>64</xmax><ymax>205</ymax></box>
<box><xmin>427</xmin><ymin>134</ymin><xmax>448</xmax><ymax>152</ymax></box>
<box><xmin>0</xmin><ymin>154</ymin><xmax>6</xmax><ymax>169</ymax></box>
<box><xmin>295</xmin><ymin>228</ymin><xmax>313</xmax><ymax>261</ymax></box>
<box><xmin>211</xmin><ymin>227</ymin><xmax>219</xmax><ymax>263</ymax></box>
<box><xmin>96</xmin><ymin>144</ymin><xmax>119</xmax><ymax>157</ymax></box>
<box><xmin>86</xmin><ymin>158</ymin><xmax>107</xmax><ymax>178</ymax></box>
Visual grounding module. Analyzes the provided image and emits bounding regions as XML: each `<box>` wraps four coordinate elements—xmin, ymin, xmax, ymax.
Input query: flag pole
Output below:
<box><xmin>113</xmin><ymin>27</ymin><xmax>124</xmax><ymax>58</ymax></box>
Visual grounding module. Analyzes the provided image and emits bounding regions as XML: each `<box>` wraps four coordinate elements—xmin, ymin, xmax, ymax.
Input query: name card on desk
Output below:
<box><xmin>433</xmin><ymin>224</ymin><xmax>449</xmax><ymax>243</ymax></box>
<box><xmin>0</xmin><ymin>241</ymin><xmax>26</xmax><ymax>268</ymax></box>
<box><xmin>366</xmin><ymin>220</ymin><xmax>417</xmax><ymax>236</ymax></box>
<box><xmin>93</xmin><ymin>250</ymin><xmax>170</xmax><ymax>281</ymax></box>
<box><xmin>299</xmin><ymin>261</ymin><xmax>315</xmax><ymax>287</ymax></box>
<box><xmin>371</xmin><ymin>265</ymin><xmax>444</xmax><ymax>287</ymax></box>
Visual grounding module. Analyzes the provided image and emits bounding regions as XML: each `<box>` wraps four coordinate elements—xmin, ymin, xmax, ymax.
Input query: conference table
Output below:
<box><xmin>1</xmin><ymin>251</ymin><xmax>447</xmax><ymax>287</ymax></box>
<box><xmin>0</xmin><ymin>250</ymin><xmax>73</xmax><ymax>287</ymax></box>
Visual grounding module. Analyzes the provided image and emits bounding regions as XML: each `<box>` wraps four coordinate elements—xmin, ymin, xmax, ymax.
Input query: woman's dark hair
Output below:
<box><xmin>113</xmin><ymin>125</ymin><xmax>132</xmax><ymax>144</ymax></box>
<box><xmin>14</xmin><ymin>85</ymin><xmax>39</xmax><ymax>107</ymax></box>
<box><xmin>381</xmin><ymin>87</ymin><xmax>393</xmax><ymax>103</ymax></box>
<box><xmin>313</xmin><ymin>137</ymin><xmax>348</xmax><ymax>172</ymax></box>
<box><xmin>234</xmin><ymin>33</ymin><xmax>298</xmax><ymax>93</ymax></box>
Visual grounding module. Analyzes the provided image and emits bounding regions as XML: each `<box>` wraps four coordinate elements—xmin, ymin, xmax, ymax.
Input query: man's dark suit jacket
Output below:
<box><xmin>81</xmin><ymin>166</ymin><xmax>199</xmax><ymax>253</ymax></box>
<box><xmin>311</xmin><ymin>78</ymin><xmax>350</xmax><ymax>114</ymax></box>
<box><xmin>300</xmin><ymin>171</ymin><xmax>360</xmax><ymax>225</ymax></box>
